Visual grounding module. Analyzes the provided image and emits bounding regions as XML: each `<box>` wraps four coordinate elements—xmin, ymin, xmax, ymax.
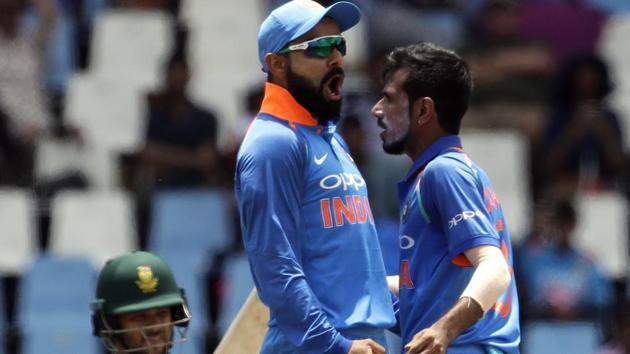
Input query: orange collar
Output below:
<box><xmin>259</xmin><ymin>82</ymin><xmax>318</xmax><ymax>127</ymax></box>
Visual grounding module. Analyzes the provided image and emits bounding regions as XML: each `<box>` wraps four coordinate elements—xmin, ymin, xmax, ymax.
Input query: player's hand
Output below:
<box><xmin>348</xmin><ymin>339</ymin><xmax>386</xmax><ymax>354</ymax></box>
<box><xmin>404</xmin><ymin>326</ymin><xmax>449</xmax><ymax>354</ymax></box>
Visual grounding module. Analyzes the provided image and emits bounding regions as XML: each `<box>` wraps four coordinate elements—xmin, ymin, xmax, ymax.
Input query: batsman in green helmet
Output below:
<box><xmin>91</xmin><ymin>251</ymin><xmax>191</xmax><ymax>354</ymax></box>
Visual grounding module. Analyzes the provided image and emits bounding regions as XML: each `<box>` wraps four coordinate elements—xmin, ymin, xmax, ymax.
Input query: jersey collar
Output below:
<box><xmin>259</xmin><ymin>82</ymin><xmax>318</xmax><ymax>127</ymax></box>
<box><xmin>403</xmin><ymin>135</ymin><xmax>463</xmax><ymax>182</ymax></box>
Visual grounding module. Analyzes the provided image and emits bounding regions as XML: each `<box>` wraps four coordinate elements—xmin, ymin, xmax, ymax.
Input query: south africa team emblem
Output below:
<box><xmin>136</xmin><ymin>265</ymin><xmax>159</xmax><ymax>293</ymax></box>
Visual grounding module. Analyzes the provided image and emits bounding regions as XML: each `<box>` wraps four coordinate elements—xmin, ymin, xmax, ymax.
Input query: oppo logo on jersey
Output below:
<box><xmin>448</xmin><ymin>210</ymin><xmax>485</xmax><ymax>229</ymax></box>
<box><xmin>319</xmin><ymin>173</ymin><xmax>365</xmax><ymax>191</ymax></box>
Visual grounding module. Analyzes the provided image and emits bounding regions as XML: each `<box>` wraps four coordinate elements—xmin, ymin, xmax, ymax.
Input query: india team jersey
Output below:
<box><xmin>397</xmin><ymin>135</ymin><xmax>520</xmax><ymax>354</ymax></box>
<box><xmin>235</xmin><ymin>83</ymin><xmax>395</xmax><ymax>354</ymax></box>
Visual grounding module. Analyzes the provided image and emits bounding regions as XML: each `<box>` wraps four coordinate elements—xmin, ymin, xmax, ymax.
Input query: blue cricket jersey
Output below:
<box><xmin>235</xmin><ymin>83</ymin><xmax>396</xmax><ymax>354</ymax></box>
<box><xmin>397</xmin><ymin>135</ymin><xmax>520</xmax><ymax>354</ymax></box>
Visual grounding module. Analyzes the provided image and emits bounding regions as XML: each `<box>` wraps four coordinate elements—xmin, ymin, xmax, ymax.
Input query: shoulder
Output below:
<box><xmin>238</xmin><ymin>115</ymin><xmax>306</xmax><ymax>165</ymax></box>
<box><xmin>424</xmin><ymin>153</ymin><xmax>475</xmax><ymax>182</ymax></box>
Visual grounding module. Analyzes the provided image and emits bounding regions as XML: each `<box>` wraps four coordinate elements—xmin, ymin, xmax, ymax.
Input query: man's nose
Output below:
<box><xmin>328</xmin><ymin>48</ymin><xmax>344</xmax><ymax>68</ymax></box>
<box><xmin>371</xmin><ymin>99</ymin><xmax>384</xmax><ymax>118</ymax></box>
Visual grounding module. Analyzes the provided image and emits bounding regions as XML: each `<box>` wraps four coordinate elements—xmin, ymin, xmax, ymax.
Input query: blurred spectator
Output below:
<box><xmin>516</xmin><ymin>199</ymin><xmax>612</xmax><ymax>322</ymax></box>
<box><xmin>139</xmin><ymin>54</ymin><xmax>220</xmax><ymax>189</ymax></box>
<box><xmin>536</xmin><ymin>54</ymin><xmax>626</xmax><ymax>199</ymax></box>
<box><xmin>597</xmin><ymin>300</ymin><xmax>630</xmax><ymax>354</ymax></box>
<box><xmin>367</xmin><ymin>0</ymin><xmax>466</xmax><ymax>58</ymax></box>
<box><xmin>585</xmin><ymin>0</ymin><xmax>630</xmax><ymax>14</ymax></box>
<box><xmin>338</xmin><ymin>114</ymin><xmax>368</xmax><ymax>171</ymax></box>
<box><xmin>520</xmin><ymin>1</ymin><xmax>606</xmax><ymax>64</ymax></box>
<box><xmin>221</xmin><ymin>83</ymin><xmax>264</xmax><ymax>191</ymax></box>
<box><xmin>0</xmin><ymin>105</ymin><xmax>31</xmax><ymax>185</ymax></box>
<box><xmin>461</xmin><ymin>0</ymin><xmax>555</xmax><ymax>134</ymax></box>
<box><xmin>113</xmin><ymin>0</ymin><xmax>164</xmax><ymax>9</ymax></box>
<box><xmin>112</xmin><ymin>0</ymin><xmax>179</xmax><ymax>14</ymax></box>
<box><xmin>0</xmin><ymin>0</ymin><xmax>57</xmax><ymax>186</ymax></box>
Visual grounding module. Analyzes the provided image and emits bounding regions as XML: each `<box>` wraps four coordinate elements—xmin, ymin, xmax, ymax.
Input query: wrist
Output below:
<box><xmin>329</xmin><ymin>333</ymin><xmax>352</xmax><ymax>354</ymax></box>
<box><xmin>433</xmin><ymin>296</ymin><xmax>484</xmax><ymax>343</ymax></box>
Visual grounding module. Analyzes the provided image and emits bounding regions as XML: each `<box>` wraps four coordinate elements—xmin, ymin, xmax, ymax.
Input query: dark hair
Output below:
<box><xmin>552</xmin><ymin>53</ymin><xmax>613</xmax><ymax>108</ymax></box>
<box><xmin>382</xmin><ymin>42</ymin><xmax>472</xmax><ymax>134</ymax></box>
<box><xmin>163</xmin><ymin>54</ymin><xmax>188</xmax><ymax>75</ymax></box>
<box><xmin>553</xmin><ymin>199</ymin><xmax>577</xmax><ymax>225</ymax></box>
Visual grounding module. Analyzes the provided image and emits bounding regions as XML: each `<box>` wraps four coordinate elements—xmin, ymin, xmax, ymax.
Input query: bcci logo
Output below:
<box><xmin>401</xmin><ymin>202</ymin><xmax>409</xmax><ymax>224</ymax></box>
<box><xmin>135</xmin><ymin>265</ymin><xmax>159</xmax><ymax>293</ymax></box>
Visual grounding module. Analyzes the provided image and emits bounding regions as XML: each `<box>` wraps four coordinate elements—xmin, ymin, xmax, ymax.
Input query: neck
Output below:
<box><xmin>406</xmin><ymin>132</ymin><xmax>448</xmax><ymax>161</ymax></box>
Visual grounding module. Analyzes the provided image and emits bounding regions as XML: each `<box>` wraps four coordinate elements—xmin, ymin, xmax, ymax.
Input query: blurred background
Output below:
<box><xmin>0</xmin><ymin>0</ymin><xmax>629</xmax><ymax>353</ymax></box>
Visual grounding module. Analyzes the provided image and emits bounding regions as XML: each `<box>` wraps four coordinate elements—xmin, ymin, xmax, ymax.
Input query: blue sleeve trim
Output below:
<box><xmin>449</xmin><ymin>235</ymin><xmax>501</xmax><ymax>260</ymax></box>
<box><xmin>329</xmin><ymin>333</ymin><xmax>352</xmax><ymax>354</ymax></box>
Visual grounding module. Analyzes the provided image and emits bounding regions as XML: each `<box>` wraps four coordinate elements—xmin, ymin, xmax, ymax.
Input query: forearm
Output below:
<box><xmin>248</xmin><ymin>252</ymin><xmax>351</xmax><ymax>354</ymax></box>
<box><xmin>432</xmin><ymin>296</ymin><xmax>484</xmax><ymax>343</ymax></box>
<box><xmin>431</xmin><ymin>245</ymin><xmax>510</xmax><ymax>342</ymax></box>
<box><xmin>142</xmin><ymin>143</ymin><xmax>213</xmax><ymax>169</ymax></box>
<box><xmin>461</xmin><ymin>245</ymin><xmax>511</xmax><ymax>311</ymax></box>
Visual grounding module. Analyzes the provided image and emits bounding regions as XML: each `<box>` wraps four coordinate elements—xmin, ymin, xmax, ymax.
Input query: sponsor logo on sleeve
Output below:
<box><xmin>448</xmin><ymin>210</ymin><xmax>486</xmax><ymax>229</ymax></box>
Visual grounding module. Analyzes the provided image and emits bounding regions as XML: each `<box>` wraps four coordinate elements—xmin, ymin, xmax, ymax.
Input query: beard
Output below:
<box><xmin>286</xmin><ymin>65</ymin><xmax>343</xmax><ymax>123</ymax></box>
<box><xmin>382</xmin><ymin>131</ymin><xmax>410</xmax><ymax>155</ymax></box>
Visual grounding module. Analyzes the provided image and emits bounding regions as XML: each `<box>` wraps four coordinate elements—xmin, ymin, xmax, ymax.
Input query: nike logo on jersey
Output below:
<box><xmin>314</xmin><ymin>153</ymin><xmax>328</xmax><ymax>165</ymax></box>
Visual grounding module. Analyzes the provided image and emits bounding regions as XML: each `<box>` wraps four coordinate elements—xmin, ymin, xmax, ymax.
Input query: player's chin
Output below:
<box><xmin>382</xmin><ymin>140</ymin><xmax>404</xmax><ymax>155</ymax></box>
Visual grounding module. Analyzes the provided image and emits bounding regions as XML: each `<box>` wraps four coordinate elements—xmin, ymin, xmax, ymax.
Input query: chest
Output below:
<box><xmin>302</xmin><ymin>135</ymin><xmax>373</xmax><ymax>229</ymax></box>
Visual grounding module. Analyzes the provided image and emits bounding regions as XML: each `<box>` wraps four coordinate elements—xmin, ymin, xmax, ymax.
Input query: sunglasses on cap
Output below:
<box><xmin>278</xmin><ymin>35</ymin><xmax>347</xmax><ymax>58</ymax></box>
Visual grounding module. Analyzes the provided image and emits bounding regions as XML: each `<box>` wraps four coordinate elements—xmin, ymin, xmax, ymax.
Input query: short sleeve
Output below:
<box><xmin>425</xmin><ymin>158</ymin><xmax>501</xmax><ymax>259</ymax></box>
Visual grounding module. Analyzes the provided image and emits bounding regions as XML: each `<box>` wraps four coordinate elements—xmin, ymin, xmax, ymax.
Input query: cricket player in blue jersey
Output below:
<box><xmin>372</xmin><ymin>43</ymin><xmax>521</xmax><ymax>354</ymax></box>
<box><xmin>234</xmin><ymin>1</ymin><xmax>396</xmax><ymax>353</ymax></box>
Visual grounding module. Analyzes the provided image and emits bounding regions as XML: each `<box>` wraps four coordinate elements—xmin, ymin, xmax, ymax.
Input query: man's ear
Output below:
<box><xmin>413</xmin><ymin>97</ymin><xmax>435</xmax><ymax>126</ymax></box>
<box><xmin>265</xmin><ymin>53</ymin><xmax>287</xmax><ymax>76</ymax></box>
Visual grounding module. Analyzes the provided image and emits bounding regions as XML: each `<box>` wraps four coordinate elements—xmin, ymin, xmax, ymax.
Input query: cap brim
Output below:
<box><xmin>109</xmin><ymin>293</ymin><xmax>184</xmax><ymax>315</ymax></box>
<box><xmin>291</xmin><ymin>1</ymin><xmax>361</xmax><ymax>43</ymax></box>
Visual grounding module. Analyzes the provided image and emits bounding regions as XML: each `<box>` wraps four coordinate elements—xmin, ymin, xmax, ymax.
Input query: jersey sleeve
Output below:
<box><xmin>235</xmin><ymin>128</ymin><xmax>351</xmax><ymax>354</ymax></box>
<box><xmin>425</xmin><ymin>157</ymin><xmax>501</xmax><ymax>260</ymax></box>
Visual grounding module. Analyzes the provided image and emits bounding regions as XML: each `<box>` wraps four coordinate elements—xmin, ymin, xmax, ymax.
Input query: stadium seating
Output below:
<box><xmin>35</xmin><ymin>136</ymin><xmax>116</xmax><ymax>190</ymax></box>
<box><xmin>523</xmin><ymin>321</ymin><xmax>600</xmax><ymax>354</ymax></box>
<box><xmin>148</xmin><ymin>189</ymin><xmax>233</xmax><ymax>258</ymax></box>
<box><xmin>49</xmin><ymin>190</ymin><xmax>137</xmax><ymax>269</ymax></box>
<box><xmin>574</xmin><ymin>192</ymin><xmax>629</xmax><ymax>278</ymax></box>
<box><xmin>182</xmin><ymin>0</ymin><xmax>261</xmax><ymax>145</ymax></box>
<box><xmin>89</xmin><ymin>9</ymin><xmax>173</xmax><ymax>88</ymax></box>
<box><xmin>17</xmin><ymin>254</ymin><xmax>99</xmax><ymax>354</ymax></box>
<box><xmin>64</xmin><ymin>73</ymin><xmax>147</xmax><ymax>153</ymax></box>
<box><xmin>598</xmin><ymin>13</ymin><xmax>630</xmax><ymax>149</ymax></box>
<box><xmin>0</xmin><ymin>189</ymin><xmax>37</xmax><ymax>275</ymax></box>
<box><xmin>460</xmin><ymin>130</ymin><xmax>531</xmax><ymax>242</ymax></box>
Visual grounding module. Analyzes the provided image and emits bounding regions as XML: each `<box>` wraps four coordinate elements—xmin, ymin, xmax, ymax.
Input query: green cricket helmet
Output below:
<box><xmin>91</xmin><ymin>251</ymin><xmax>191</xmax><ymax>353</ymax></box>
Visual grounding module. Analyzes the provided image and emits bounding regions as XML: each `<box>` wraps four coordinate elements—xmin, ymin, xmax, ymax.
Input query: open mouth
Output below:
<box><xmin>323</xmin><ymin>74</ymin><xmax>343</xmax><ymax>101</ymax></box>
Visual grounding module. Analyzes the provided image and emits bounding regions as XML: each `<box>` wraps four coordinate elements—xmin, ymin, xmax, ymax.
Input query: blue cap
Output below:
<box><xmin>258</xmin><ymin>0</ymin><xmax>361</xmax><ymax>72</ymax></box>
